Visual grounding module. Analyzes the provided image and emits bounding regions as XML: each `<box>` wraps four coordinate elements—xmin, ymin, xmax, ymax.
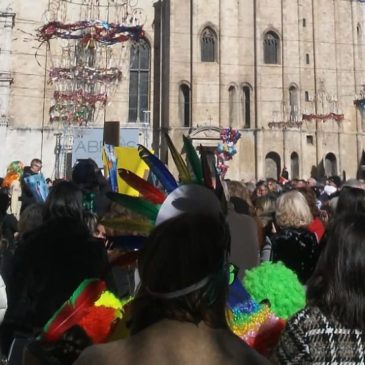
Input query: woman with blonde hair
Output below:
<box><xmin>2</xmin><ymin>161</ymin><xmax>24</xmax><ymax>220</ymax></box>
<box><xmin>264</xmin><ymin>190</ymin><xmax>320</xmax><ymax>284</ymax></box>
<box><xmin>275</xmin><ymin>190</ymin><xmax>313</xmax><ymax>229</ymax></box>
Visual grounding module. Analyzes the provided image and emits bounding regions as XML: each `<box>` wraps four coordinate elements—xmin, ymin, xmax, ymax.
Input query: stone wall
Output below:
<box><xmin>1</xmin><ymin>0</ymin><xmax>365</xmax><ymax>181</ymax></box>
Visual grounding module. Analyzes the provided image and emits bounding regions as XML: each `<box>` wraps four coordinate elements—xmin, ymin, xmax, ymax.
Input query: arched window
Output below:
<box><xmin>179</xmin><ymin>84</ymin><xmax>191</xmax><ymax>127</ymax></box>
<box><xmin>201</xmin><ymin>27</ymin><xmax>217</xmax><ymax>62</ymax></box>
<box><xmin>306</xmin><ymin>53</ymin><xmax>310</xmax><ymax>64</ymax></box>
<box><xmin>305</xmin><ymin>91</ymin><xmax>310</xmax><ymax>102</ymax></box>
<box><xmin>264</xmin><ymin>31</ymin><xmax>280</xmax><ymax>64</ymax></box>
<box><xmin>128</xmin><ymin>40</ymin><xmax>150</xmax><ymax>123</ymax></box>
<box><xmin>325</xmin><ymin>153</ymin><xmax>337</xmax><ymax>176</ymax></box>
<box><xmin>265</xmin><ymin>152</ymin><xmax>281</xmax><ymax>179</ymax></box>
<box><xmin>228</xmin><ymin>86</ymin><xmax>236</xmax><ymax>127</ymax></box>
<box><xmin>357</xmin><ymin>23</ymin><xmax>363</xmax><ymax>65</ymax></box>
<box><xmin>242</xmin><ymin>86</ymin><xmax>251</xmax><ymax>128</ymax></box>
<box><xmin>291</xmin><ymin>152</ymin><xmax>299</xmax><ymax>179</ymax></box>
<box><xmin>289</xmin><ymin>85</ymin><xmax>298</xmax><ymax>121</ymax></box>
<box><xmin>361</xmin><ymin>105</ymin><xmax>365</xmax><ymax>132</ymax></box>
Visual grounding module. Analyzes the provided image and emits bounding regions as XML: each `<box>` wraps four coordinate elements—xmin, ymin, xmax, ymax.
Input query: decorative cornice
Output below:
<box><xmin>190</xmin><ymin>126</ymin><xmax>221</xmax><ymax>139</ymax></box>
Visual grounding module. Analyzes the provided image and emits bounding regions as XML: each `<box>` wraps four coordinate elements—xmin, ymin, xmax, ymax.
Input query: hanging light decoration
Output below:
<box><xmin>302</xmin><ymin>80</ymin><xmax>344</xmax><ymax>123</ymax></box>
<box><xmin>38</xmin><ymin>0</ymin><xmax>145</xmax><ymax>126</ymax></box>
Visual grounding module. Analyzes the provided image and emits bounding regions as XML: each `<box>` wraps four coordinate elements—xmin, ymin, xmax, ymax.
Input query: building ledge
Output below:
<box><xmin>0</xmin><ymin>72</ymin><xmax>13</xmax><ymax>84</ymax></box>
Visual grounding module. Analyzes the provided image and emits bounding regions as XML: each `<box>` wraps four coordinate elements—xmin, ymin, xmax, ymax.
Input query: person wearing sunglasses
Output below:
<box><xmin>75</xmin><ymin>213</ymin><xmax>270</xmax><ymax>365</ymax></box>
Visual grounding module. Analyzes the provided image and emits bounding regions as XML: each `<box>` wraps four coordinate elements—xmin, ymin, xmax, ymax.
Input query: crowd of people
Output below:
<box><xmin>0</xmin><ymin>156</ymin><xmax>364</xmax><ymax>364</ymax></box>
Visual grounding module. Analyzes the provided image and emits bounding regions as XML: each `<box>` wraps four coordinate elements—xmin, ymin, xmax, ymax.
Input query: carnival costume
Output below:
<box><xmin>102</xmin><ymin>133</ymin><xmax>306</xmax><ymax>357</ymax></box>
<box><xmin>36</xmin><ymin>132</ymin><xmax>305</xmax><ymax>359</ymax></box>
<box><xmin>2</xmin><ymin>161</ymin><xmax>24</xmax><ymax>220</ymax></box>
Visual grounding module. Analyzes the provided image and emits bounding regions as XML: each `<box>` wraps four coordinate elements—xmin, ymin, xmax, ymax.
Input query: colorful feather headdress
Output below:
<box><xmin>103</xmin><ymin>133</ymin><xmax>226</xmax><ymax>253</ymax></box>
<box><xmin>100</xmin><ymin>137</ymin><xmax>304</xmax><ymax>358</ymax></box>
<box><xmin>40</xmin><ymin>279</ymin><xmax>132</xmax><ymax>344</ymax></box>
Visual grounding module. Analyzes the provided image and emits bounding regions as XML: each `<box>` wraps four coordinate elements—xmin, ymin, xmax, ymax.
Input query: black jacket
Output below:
<box><xmin>269</xmin><ymin>227</ymin><xmax>321</xmax><ymax>284</ymax></box>
<box><xmin>0</xmin><ymin>217</ymin><xmax>111</xmax><ymax>356</ymax></box>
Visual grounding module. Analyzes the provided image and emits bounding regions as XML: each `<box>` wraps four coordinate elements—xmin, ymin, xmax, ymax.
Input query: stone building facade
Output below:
<box><xmin>0</xmin><ymin>0</ymin><xmax>365</xmax><ymax>181</ymax></box>
<box><xmin>154</xmin><ymin>0</ymin><xmax>365</xmax><ymax>181</ymax></box>
<box><xmin>0</xmin><ymin>0</ymin><xmax>155</xmax><ymax>178</ymax></box>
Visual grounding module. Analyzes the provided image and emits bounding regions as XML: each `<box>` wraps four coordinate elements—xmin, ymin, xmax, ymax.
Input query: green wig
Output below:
<box><xmin>243</xmin><ymin>261</ymin><xmax>305</xmax><ymax>319</ymax></box>
<box><xmin>7</xmin><ymin>161</ymin><xmax>24</xmax><ymax>176</ymax></box>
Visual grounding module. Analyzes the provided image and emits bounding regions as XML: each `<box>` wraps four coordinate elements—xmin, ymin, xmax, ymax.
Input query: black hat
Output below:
<box><xmin>72</xmin><ymin>159</ymin><xmax>99</xmax><ymax>189</ymax></box>
<box><xmin>328</xmin><ymin>175</ymin><xmax>341</xmax><ymax>188</ymax></box>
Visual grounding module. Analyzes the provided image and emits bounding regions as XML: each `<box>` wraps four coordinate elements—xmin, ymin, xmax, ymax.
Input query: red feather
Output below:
<box><xmin>200</xmin><ymin>145</ymin><xmax>215</xmax><ymax>189</ymax></box>
<box><xmin>42</xmin><ymin>279</ymin><xmax>106</xmax><ymax>342</ymax></box>
<box><xmin>77</xmin><ymin>306</ymin><xmax>117</xmax><ymax>343</ymax></box>
<box><xmin>118</xmin><ymin>168</ymin><xmax>166</xmax><ymax>204</ymax></box>
<box><xmin>253</xmin><ymin>318</ymin><xmax>286</xmax><ymax>356</ymax></box>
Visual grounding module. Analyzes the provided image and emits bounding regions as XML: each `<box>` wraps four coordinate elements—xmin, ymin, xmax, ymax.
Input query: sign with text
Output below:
<box><xmin>72</xmin><ymin>127</ymin><xmax>139</xmax><ymax>167</ymax></box>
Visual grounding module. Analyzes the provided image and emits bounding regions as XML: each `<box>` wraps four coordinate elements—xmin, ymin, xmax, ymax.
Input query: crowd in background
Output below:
<box><xmin>0</xmin><ymin>157</ymin><xmax>364</xmax><ymax>364</ymax></box>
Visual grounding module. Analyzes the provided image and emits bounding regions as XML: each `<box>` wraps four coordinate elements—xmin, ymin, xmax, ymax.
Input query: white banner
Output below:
<box><xmin>72</xmin><ymin>128</ymin><xmax>139</xmax><ymax>167</ymax></box>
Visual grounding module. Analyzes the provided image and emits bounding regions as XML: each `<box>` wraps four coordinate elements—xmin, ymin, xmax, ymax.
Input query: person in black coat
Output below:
<box><xmin>21</xmin><ymin>159</ymin><xmax>43</xmax><ymax>212</ymax></box>
<box><xmin>71</xmin><ymin>159</ymin><xmax>111</xmax><ymax>217</ymax></box>
<box><xmin>266</xmin><ymin>190</ymin><xmax>321</xmax><ymax>284</ymax></box>
<box><xmin>280</xmin><ymin>167</ymin><xmax>289</xmax><ymax>180</ymax></box>
<box><xmin>0</xmin><ymin>182</ymin><xmax>111</xmax><ymax>358</ymax></box>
